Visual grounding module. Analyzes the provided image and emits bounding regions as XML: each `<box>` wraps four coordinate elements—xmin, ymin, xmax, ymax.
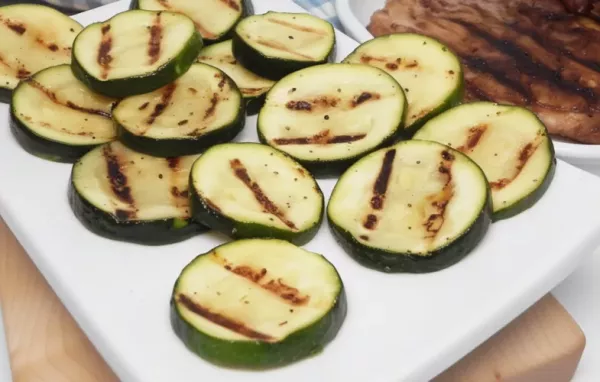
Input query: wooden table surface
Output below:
<box><xmin>0</xmin><ymin>218</ymin><xmax>588</xmax><ymax>381</ymax></box>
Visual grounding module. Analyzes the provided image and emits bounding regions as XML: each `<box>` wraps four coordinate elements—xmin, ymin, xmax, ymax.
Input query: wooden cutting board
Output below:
<box><xmin>0</xmin><ymin>218</ymin><xmax>587</xmax><ymax>382</ymax></box>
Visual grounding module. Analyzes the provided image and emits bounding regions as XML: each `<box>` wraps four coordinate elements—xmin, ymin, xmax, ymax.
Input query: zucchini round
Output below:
<box><xmin>343</xmin><ymin>33</ymin><xmax>464</xmax><ymax>136</ymax></box>
<box><xmin>71</xmin><ymin>10</ymin><xmax>202</xmax><ymax>98</ymax></box>
<box><xmin>232</xmin><ymin>11</ymin><xmax>336</xmax><ymax>81</ymax></box>
<box><xmin>328</xmin><ymin>140</ymin><xmax>492</xmax><ymax>273</ymax></box>
<box><xmin>413</xmin><ymin>102</ymin><xmax>556</xmax><ymax>221</ymax></box>
<box><xmin>113</xmin><ymin>63</ymin><xmax>245</xmax><ymax>157</ymax></box>
<box><xmin>10</xmin><ymin>65</ymin><xmax>117</xmax><ymax>163</ymax></box>
<box><xmin>197</xmin><ymin>40</ymin><xmax>275</xmax><ymax>113</ymax></box>
<box><xmin>170</xmin><ymin>238</ymin><xmax>346</xmax><ymax>369</ymax></box>
<box><xmin>69</xmin><ymin>141</ymin><xmax>207</xmax><ymax>245</ymax></box>
<box><xmin>258</xmin><ymin>63</ymin><xmax>407</xmax><ymax>176</ymax></box>
<box><xmin>0</xmin><ymin>4</ymin><xmax>83</xmax><ymax>103</ymax></box>
<box><xmin>131</xmin><ymin>0</ymin><xmax>253</xmax><ymax>45</ymax></box>
<box><xmin>189</xmin><ymin>143</ymin><xmax>324</xmax><ymax>245</ymax></box>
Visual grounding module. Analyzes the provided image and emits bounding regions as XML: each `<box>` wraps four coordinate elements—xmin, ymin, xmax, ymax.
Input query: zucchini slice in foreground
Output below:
<box><xmin>258</xmin><ymin>63</ymin><xmax>407</xmax><ymax>176</ymax></box>
<box><xmin>10</xmin><ymin>65</ymin><xmax>117</xmax><ymax>163</ymax></box>
<box><xmin>232</xmin><ymin>11</ymin><xmax>335</xmax><ymax>81</ymax></box>
<box><xmin>328</xmin><ymin>140</ymin><xmax>492</xmax><ymax>273</ymax></box>
<box><xmin>69</xmin><ymin>141</ymin><xmax>206</xmax><ymax>245</ymax></box>
<box><xmin>171</xmin><ymin>238</ymin><xmax>346</xmax><ymax>369</ymax></box>
<box><xmin>413</xmin><ymin>102</ymin><xmax>556</xmax><ymax>220</ymax></box>
<box><xmin>190</xmin><ymin>143</ymin><xmax>324</xmax><ymax>245</ymax></box>
<box><xmin>343</xmin><ymin>33</ymin><xmax>463</xmax><ymax>136</ymax></box>
<box><xmin>197</xmin><ymin>40</ymin><xmax>274</xmax><ymax>111</ymax></box>
<box><xmin>114</xmin><ymin>63</ymin><xmax>245</xmax><ymax>157</ymax></box>
<box><xmin>0</xmin><ymin>4</ymin><xmax>83</xmax><ymax>103</ymax></box>
<box><xmin>131</xmin><ymin>0</ymin><xmax>253</xmax><ymax>45</ymax></box>
<box><xmin>72</xmin><ymin>10</ymin><xmax>202</xmax><ymax>98</ymax></box>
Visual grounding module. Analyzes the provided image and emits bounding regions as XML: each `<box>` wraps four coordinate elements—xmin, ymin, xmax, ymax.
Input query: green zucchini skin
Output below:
<box><xmin>68</xmin><ymin>176</ymin><xmax>207</xmax><ymax>245</ymax></box>
<box><xmin>129</xmin><ymin>0</ymin><xmax>254</xmax><ymax>45</ymax></box>
<box><xmin>115</xmin><ymin>97</ymin><xmax>246</xmax><ymax>158</ymax></box>
<box><xmin>493</xmin><ymin>147</ymin><xmax>557</xmax><ymax>222</ymax></box>
<box><xmin>9</xmin><ymin>107</ymin><xmax>94</xmax><ymax>163</ymax></box>
<box><xmin>232</xmin><ymin>32</ymin><xmax>335</xmax><ymax>82</ymax></box>
<box><xmin>170</xmin><ymin>247</ymin><xmax>347</xmax><ymax>369</ymax></box>
<box><xmin>189</xmin><ymin>177</ymin><xmax>325</xmax><ymax>245</ymax></box>
<box><xmin>328</xmin><ymin>196</ymin><xmax>493</xmax><ymax>273</ymax></box>
<box><xmin>256</xmin><ymin>97</ymin><xmax>408</xmax><ymax>178</ymax></box>
<box><xmin>71</xmin><ymin>27</ymin><xmax>203</xmax><ymax>99</ymax></box>
<box><xmin>0</xmin><ymin>87</ymin><xmax>12</xmax><ymax>104</ymax></box>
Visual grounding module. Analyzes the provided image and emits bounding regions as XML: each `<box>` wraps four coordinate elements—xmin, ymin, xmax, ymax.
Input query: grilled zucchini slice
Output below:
<box><xmin>344</xmin><ymin>33</ymin><xmax>463</xmax><ymax>136</ymax></box>
<box><xmin>171</xmin><ymin>238</ymin><xmax>347</xmax><ymax>369</ymax></box>
<box><xmin>413</xmin><ymin>102</ymin><xmax>556</xmax><ymax>220</ymax></box>
<box><xmin>328</xmin><ymin>140</ymin><xmax>492</xmax><ymax>273</ymax></box>
<box><xmin>10</xmin><ymin>65</ymin><xmax>117</xmax><ymax>163</ymax></box>
<box><xmin>72</xmin><ymin>10</ymin><xmax>202</xmax><ymax>98</ymax></box>
<box><xmin>69</xmin><ymin>141</ymin><xmax>206</xmax><ymax>245</ymax></box>
<box><xmin>232</xmin><ymin>11</ymin><xmax>336</xmax><ymax>81</ymax></box>
<box><xmin>258</xmin><ymin>63</ymin><xmax>407</xmax><ymax>176</ymax></box>
<box><xmin>189</xmin><ymin>143</ymin><xmax>324</xmax><ymax>245</ymax></box>
<box><xmin>197</xmin><ymin>40</ymin><xmax>274</xmax><ymax>112</ymax></box>
<box><xmin>0</xmin><ymin>4</ymin><xmax>83</xmax><ymax>103</ymax></box>
<box><xmin>114</xmin><ymin>63</ymin><xmax>245</xmax><ymax>157</ymax></box>
<box><xmin>131</xmin><ymin>0</ymin><xmax>253</xmax><ymax>45</ymax></box>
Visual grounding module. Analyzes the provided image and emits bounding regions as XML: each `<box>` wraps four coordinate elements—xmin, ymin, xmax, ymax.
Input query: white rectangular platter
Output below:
<box><xmin>2</xmin><ymin>1</ymin><xmax>600</xmax><ymax>381</ymax></box>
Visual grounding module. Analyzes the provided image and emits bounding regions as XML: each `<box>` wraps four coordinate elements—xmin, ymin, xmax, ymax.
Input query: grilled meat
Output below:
<box><xmin>368</xmin><ymin>0</ymin><xmax>600</xmax><ymax>143</ymax></box>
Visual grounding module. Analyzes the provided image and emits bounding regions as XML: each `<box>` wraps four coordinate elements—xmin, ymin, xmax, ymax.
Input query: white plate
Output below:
<box><xmin>2</xmin><ymin>1</ymin><xmax>600</xmax><ymax>382</ymax></box>
<box><xmin>336</xmin><ymin>0</ymin><xmax>600</xmax><ymax>174</ymax></box>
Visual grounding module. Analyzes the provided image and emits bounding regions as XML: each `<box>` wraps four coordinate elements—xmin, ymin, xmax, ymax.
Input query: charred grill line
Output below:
<box><xmin>27</xmin><ymin>79</ymin><xmax>110</xmax><ymax>118</ymax></box>
<box><xmin>177</xmin><ymin>294</ymin><xmax>275</xmax><ymax>341</ymax></box>
<box><xmin>423</xmin><ymin>150</ymin><xmax>455</xmax><ymax>240</ymax></box>
<box><xmin>256</xmin><ymin>39</ymin><xmax>313</xmax><ymax>60</ymax></box>
<box><xmin>230</xmin><ymin>158</ymin><xmax>297</xmax><ymax>230</ymax></box>
<box><xmin>147</xmin><ymin>83</ymin><xmax>177</xmax><ymax>125</ymax></box>
<box><xmin>5</xmin><ymin>21</ymin><xmax>26</xmax><ymax>35</ymax></box>
<box><xmin>273</xmin><ymin>129</ymin><xmax>367</xmax><ymax>146</ymax></box>
<box><xmin>97</xmin><ymin>24</ymin><xmax>113</xmax><ymax>80</ymax></box>
<box><xmin>220</xmin><ymin>0</ymin><xmax>241</xmax><ymax>11</ymax></box>
<box><xmin>371</xmin><ymin>149</ymin><xmax>397</xmax><ymax>210</ymax></box>
<box><xmin>102</xmin><ymin>145</ymin><xmax>135</xmax><ymax>213</ymax></box>
<box><xmin>267</xmin><ymin>18</ymin><xmax>327</xmax><ymax>34</ymax></box>
<box><xmin>204</xmin><ymin>93</ymin><xmax>219</xmax><ymax>120</ymax></box>
<box><xmin>490</xmin><ymin>139</ymin><xmax>540</xmax><ymax>189</ymax></box>
<box><xmin>457</xmin><ymin>124</ymin><xmax>488</xmax><ymax>152</ymax></box>
<box><xmin>148</xmin><ymin>13</ymin><xmax>163</xmax><ymax>65</ymax></box>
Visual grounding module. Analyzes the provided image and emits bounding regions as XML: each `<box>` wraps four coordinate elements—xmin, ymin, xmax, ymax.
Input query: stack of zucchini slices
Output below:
<box><xmin>2</xmin><ymin>1</ymin><xmax>559</xmax><ymax>372</ymax></box>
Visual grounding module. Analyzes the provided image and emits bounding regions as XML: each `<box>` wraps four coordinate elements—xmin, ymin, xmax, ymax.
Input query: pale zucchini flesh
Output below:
<box><xmin>69</xmin><ymin>141</ymin><xmax>205</xmax><ymax>245</ymax></box>
<box><xmin>72</xmin><ymin>10</ymin><xmax>202</xmax><ymax>97</ymax></box>
<box><xmin>258</xmin><ymin>63</ymin><xmax>407</xmax><ymax>175</ymax></box>
<box><xmin>328</xmin><ymin>140</ymin><xmax>492</xmax><ymax>273</ymax></box>
<box><xmin>413</xmin><ymin>102</ymin><xmax>556</xmax><ymax>220</ymax></box>
<box><xmin>197</xmin><ymin>40</ymin><xmax>274</xmax><ymax>100</ymax></box>
<box><xmin>132</xmin><ymin>0</ymin><xmax>251</xmax><ymax>44</ymax></box>
<box><xmin>113</xmin><ymin>63</ymin><xmax>245</xmax><ymax>157</ymax></box>
<box><xmin>343</xmin><ymin>33</ymin><xmax>463</xmax><ymax>134</ymax></box>
<box><xmin>10</xmin><ymin>65</ymin><xmax>117</xmax><ymax>162</ymax></box>
<box><xmin>190</xmin><ymin>143</ymin><xmax>324</xmax><ymax>244</ymax></box>
<box><xmin>171</xmin><ymin>239</ymin><xmax>346</xmax><ymax>368</ymax></box>
<box><xmin>0</xmin><ymin>4</ymin><xmax>82</xmax><ymax>102</ymax></box>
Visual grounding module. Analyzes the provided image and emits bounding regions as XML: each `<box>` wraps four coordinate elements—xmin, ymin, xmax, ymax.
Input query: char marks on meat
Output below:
<box><xmin>368</xmin><ymin>0</ymin><xmax>600</xmax><ymax>143</ymax></box>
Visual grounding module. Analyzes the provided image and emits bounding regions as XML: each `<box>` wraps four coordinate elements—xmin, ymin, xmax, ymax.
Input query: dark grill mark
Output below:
<box><xmin>359</xmin><ymin>235</ymin><xmax>369</xmax><ymax>241</ymax></box>
<box><xmin>220</xmin><ymin>0</ymin><xmax>241</xmax><ymax>11</ymax></box>
<box><xmin>386</xmin><ymin>63</ymin><xmax>399</xmax><ymax>70</ymax></box>
<box><xmin>457</xmin><ymin>124</ymin><xmax>488</xmax><ymax>153</ymax></box>
<box><xmin>171</xmin><ymin>187</ymin><xmax>189</xmax><ymax>199</ymax></box>
<box><xmin>423</xmin><ymin>150</ymin><xmax>455</xmax><ymax>240</ymax></box>
<box><xmin>267</xmin><ymin>18</ymin><xmax>327</xmax><ymax>35</ymax></box>
<box><xmin>352</xmin><ymin>92</ymin><xmax>381</xmax><ymax>107</ymax></box>
<box><xmin>371</xmin><ymin>149</ymin><xmax>397</xmax><ymax>210</ymax></box>
<box><xmin>148</xmin><ymin>13</ymin><xmax>163</xmax><ymax>65</ymax></box>
<box><xmin>97</xmin><ymin>24</ymin><xmax>113</xmax><ymax>80</ymax></box>
<box><xmin>273</xmin><ymin>130</ymin><xmax>366</xmax><ymax>146</ymax></box>
<box><xmin>188</xmin><ymin>87</ymin><xmax>197</xmax><ymax>94</ymax></box>
<box><xmin>17</xmin><ymin>69</ymin><xmax>31</xmax><ymax>79</ymax></box>
<box><xmin>102</xmin><ymin>145</ymin><xmax>134</xmax><ymax>205</ymax></box>
<box><xmin>217</xmin><ymin>76</ymin><xmax>227</xmax><ymax>89</ymax></box>
<box><xmin>227</xmin><ymin>265</ymin><xmax>267</xmax><ymax>283</ymax></box>
<box><xmin>177</xmin><ymin>294</ymin><xmax>274</xmax><ymax>342</ymax></box>
<box><xmin>263</xmin><ymin>278</ymin><xmax>310</xmax><ymax>305</ymax></box>
<box><xmin>286</xmin><ymin>100</ymin><xmax>312</xmax><ymax>111</ymax></box>
<box><xmin>364</xmin><ymin>214</ymin><xmax>378</xmax><ymax>230</ymax></box>
<box><xmin>48</xmin><ymin>44</ymin><xmax>59</xmax><ymax>52</ymax></box>
<box><xmin>147</xmin><ymin>83</ymin><xmax>177</xmax><ymax>124</ymax></box>
<box><xmin>204</xmin><ymin>93</ymin><xmax>219</xmax><ymax>120</ymax></box>
<box><xmin>167</xmin><ymin>157</ymin><xmax>180</xmax><ymax>170</ymax></box>
<box><xmin>490</xmin><ymin>140</ymin><xmax>539</xmax><ymax>190</ymax></box>
<box><xmin>230</xmin><ymin>159</ymin><xmax>297</xmax><ymax>230</ymax></box>
<box><xmin>256</xmin><ymin>39</ymin><xmax>313</xmax><ymax>60</ymax></box>
<box><xmin>115</xmin><ymin>209</ymin><xmax>135</xmax><ymax>220</ymax></box>
<box><xmin>27</xmin><ymin>80</ymin><xmax>110</xmax><ymax>118</ymax></box>
<box><xmin>138</xmin><ymin>102</ymin><xmax>149</xmax><ymax>110</ymax></box>
<box><xmin>6</xmin><ymin>21</ymin><xmax>26</xmax><ymax>35</ymax></box>
<box><xmin>178</xmin><ymin>120</ymin><xmax>189</xmax><ymax>126</ymax></box>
